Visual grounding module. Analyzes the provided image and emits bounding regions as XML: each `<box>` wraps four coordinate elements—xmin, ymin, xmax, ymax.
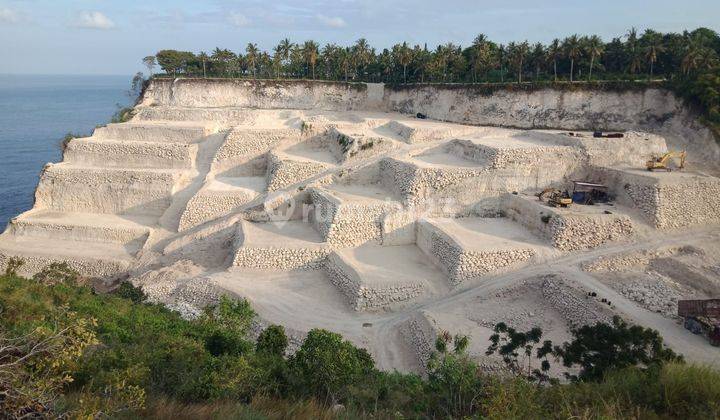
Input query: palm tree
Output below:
<box><xmin>395</xmin><ymin>42</ymin><xmax>413</xmax><ymax>83</ymax></box>
<box><xmin>198</xmin><ymin>52</ymin><xmax>208</xmax><ymax>78</ymax></box>
<box><xmin>546</xmin><ymin>39</ymin><xmax>561</xmax><ymax>81</ymax></box>
<box><xmin>625</xmin><ymin>27</ymin><xmax>643</xmax><ymax>76</ymax></box>
<box><xmin>497</xmin><ymin>44</ymin><xmax>506</xmax><ymax>83</ymax></box>
<box><xmin>302</xmin><ymin>40</ymin><xmax>319</xmax><ymax>79</ymax></box>
<box><xmin>352</xmin><ymin>38</ymin><xmax>372</xmax><ymax>80</ymax></box>
<box><xmin>509</xmin><ymin>41</ymin><xmax>529</xmax><ymax>83</ymax></box>
<box><xmin>246</xmin><ymin>43</ymin><xmax>259</xmax><ymax>79</ymax></box>
<box><xmin>642</xmin><ymin>31</ymin><xmax>664</xmax><ymax>78</ymax></box>
<box><xmin>339</xmin><ymin>47</ymin><xmax>352</xmax><ymax>82</ymax></box>
<box><xmin>585</xmin><ymin>35</ymin><xmax>604</xmax><ymax>81</ymax></box>
<box><xmin>470</xmin><ymin>34</ymin><xmax>493</xmax><ymax>82</ymax></box>
<box><xmin>563</xmin><ymin>35</ymin><xmax>582</xmax><ymax>82</ymax></box>
<box><xmin>274</xmin><ymin>38</ymin><xmax>293</xmax><ymax>77</ymax></box>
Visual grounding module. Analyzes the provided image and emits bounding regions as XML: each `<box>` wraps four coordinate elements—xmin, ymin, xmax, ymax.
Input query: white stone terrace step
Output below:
<box><xmin>93</xmin><ymin>121</ymin><xmax>213</xmax><ymax>144</ymax></box>
<box><xmin>6</xmin><ymin>210</ymin><xmax>154</xmax><ymax>252</ymax></box>
<box><xmin>0</xmin><ymin>235</ymin><xmax>135</xmax><ymax>279</ymax></box>
<box><xmin>417</xmin><ymin>217</ymin><xmax>544</xmax><ymax>285</ymax></box>
<box><xmin>325</xmin><ymin>244</ymin><xmax>447</xmax><ymax>311</ymax></box>
<box><xmin>64</xmin><ymin>137</ymin><xmax>198</xmax><ymax>170</ymax></box>
<box><xmin>232</xmin><ymin>220</ymin><xmax>330</xmax><ymax>270</ymax></box>
<box><xmin>35</xmin><ymin>164</ymin><xmax>189</xmax><ymax>217</ymax></box>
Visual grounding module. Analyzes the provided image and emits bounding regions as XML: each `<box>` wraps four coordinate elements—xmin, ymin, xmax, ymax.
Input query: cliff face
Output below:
<box><xmin>142</xmin><ymin>79</ymin><xmax>719</xmax><ymax>166</ymax></box>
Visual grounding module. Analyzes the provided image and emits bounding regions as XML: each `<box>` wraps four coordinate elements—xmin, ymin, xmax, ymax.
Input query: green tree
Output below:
<box><xmin>546</xmin><ymin>39</ymin><xmax>562</xmax><ymax>81</ymax></box>
<box><xmin>554</xmin><ymin>316</ymin><xmax>682</xmax><ymax>382</ymax></box>
<box><xmin>585</xmin><ymin>35</ymin><xmax>605</xmax><ymax>81</ymax></box>
<box><xmin>302</xmin><ymin>40</ymin><xmax>319</xmax><ymax>79</ymax></box>
<box><xmin>288</xmin><ymin>328</ymin><xmax>374</xmax><ymax>404</ymax></box>
<box><xmin>246</xmin><ymin>43</ymin><xmax>259</xmax><ymax>79</ymax></box>
<box><xmin>256</xmin><ymin>325</ymin><xmax>288</xmax><ymax>356</ymax></box>
<box><xmin>142</xmin><ymin>55</ymin><xmax>156</xmax><ymax>76</ymax></box>
<box><xmin>198</xmin><ymin>51</ymin><xmax>208</xmax><ymax>78</ymax></box>
<box><xmin>563</xmin><ymin>35</ymin><xmax>582</xmax><ymax>82</ymax></box>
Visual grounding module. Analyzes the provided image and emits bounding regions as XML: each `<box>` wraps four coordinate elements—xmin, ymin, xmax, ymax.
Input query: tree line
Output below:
<box><xmin>141</xmin><ymin>27</ymin><xmax>719</xmax><ymax>84</ymax></box>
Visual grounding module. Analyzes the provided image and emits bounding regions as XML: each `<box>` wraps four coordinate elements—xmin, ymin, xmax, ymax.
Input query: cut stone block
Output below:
<box><xmin>593</xmin><ymin>167</ymin><xmax>720</xmax><ymax>229</ymax></box>
<box><xmin>179</xmin><ymin>176</ymin><xmax>265</xmax><ymax>231</ymax></box>
<box><xmin>265</xmin><ymin>150</ymin><xmax>330</xmax><ymax>192</ymax></box>
<box><xmin>503</xmin><ymin>194</ymin><xmax>635</xmax><ymax>251</ymax></box>
<box><xmin>325</xmin><ymin>245</ymin><xmax>442</xmax><ymax>310</ymax></box>
<box><xmin>417</xmin><ymin>217</ymin><xmax>539</xmax><ymax>285</ymax></box>
<box><xmin>310</xmin><ymin>184</ymin><xmax>401</xmax><ymax>247</ymax></box>
<box><xmin>64</xmin><ymin>138</ymin><xmax>197</xmax><ymax>169</ymax></box>
<box><xmin>213</xmin><ymin>128</ymin><xmax>300</xmax><ymax>171</ymax></box>
<box><xmin>232</xmin><ymin>220</ymin><xmax>330</xmax><ymax>270</ymax></box>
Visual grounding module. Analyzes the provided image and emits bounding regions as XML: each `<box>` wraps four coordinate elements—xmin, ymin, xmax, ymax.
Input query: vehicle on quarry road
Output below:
<box><xmin>537</xmin><ymin>188</ymin><xmax>572</xmax><ymax>208</ymax></box>
<box><xmin>678</xmin><ymin>299</ymin><xmax>720</xmax><ymax>346</ymax></box>
<box><xmin>646</xmin><ymin>151</ymin><xmax>687</xmax><ymax>172</ymax></box>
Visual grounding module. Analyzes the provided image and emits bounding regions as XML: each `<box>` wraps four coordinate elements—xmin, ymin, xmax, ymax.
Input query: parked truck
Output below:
<box><xmin>678</xmin><ymin>299</ymin><xmax>720</xmax><ymax>346</ymax></box>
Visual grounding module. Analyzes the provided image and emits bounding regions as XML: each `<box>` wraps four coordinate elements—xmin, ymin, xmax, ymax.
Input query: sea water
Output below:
<box><xmin>0</xmin><ymin>74</ymin><xmax>131</xmax><ymax>229</ymax></box>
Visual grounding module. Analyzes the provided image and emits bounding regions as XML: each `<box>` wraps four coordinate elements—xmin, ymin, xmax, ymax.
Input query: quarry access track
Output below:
<box><xmin>216</xmin><ymin>226</ymin><xmax>720</xmax><ymax>372</ymax></box>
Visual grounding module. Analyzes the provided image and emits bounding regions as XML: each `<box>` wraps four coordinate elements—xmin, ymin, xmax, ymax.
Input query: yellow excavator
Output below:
<box><xmin>646</xmin><ymin>151</ymin><xmax>687</xmax><ymax>172</ymax></box>
<box><xmin>537</xmin><ymin>188</ymin><xmax>572</xmax><ymax>208</ymax></box>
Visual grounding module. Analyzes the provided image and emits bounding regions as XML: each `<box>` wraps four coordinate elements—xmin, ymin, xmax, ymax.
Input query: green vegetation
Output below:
<box><xmin>1</xmin><ymin>271</ymin><xmax>719</xmax><ymax>419</ymax></box>
<box><xmin>145</xmin><ymin>28</ymin><xmax>720</xmax><ymax>137</ymax></box>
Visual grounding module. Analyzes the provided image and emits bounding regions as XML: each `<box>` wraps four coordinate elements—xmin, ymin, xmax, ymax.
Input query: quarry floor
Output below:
<box><xmin>1</xmin><ymin>104</ymin><xmax>719</xmax><ymax>374</ymax></box>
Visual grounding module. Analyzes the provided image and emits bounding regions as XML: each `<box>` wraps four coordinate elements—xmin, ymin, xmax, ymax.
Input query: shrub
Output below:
<box><xmin>256</xmin><ymin>324</ymin><xmax>288</xmax><ymax>356</ymax></box>
<box><xmin>32</xmin><ymin>262</ymin><xmax>80</xmax><ymax>285</ymax></box>
<box><xmin>115</xmin><ymin>281</ymin><xmax>147</xmax><ymax>303</ymax></box>
<box><xmin>289</xmin><ymin>328</ymin><xmax>374</xmax><ymax>404</ymax></box>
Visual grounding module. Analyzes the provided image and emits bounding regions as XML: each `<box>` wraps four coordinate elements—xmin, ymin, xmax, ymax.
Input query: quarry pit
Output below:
<box><xmin>1</xmin><ymin>79</ymin><xmax>719</xmax><ymax>373</ymax></box>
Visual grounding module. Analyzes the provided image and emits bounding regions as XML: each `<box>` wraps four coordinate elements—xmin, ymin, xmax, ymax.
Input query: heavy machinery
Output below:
<box><xmin>537</xmin><ymin>188</ymin><xmax>572</xmax><ymax>208</ymax></box>
<box><xmin>570</xmin><ymin>181</ymin><xmax>610</xmax><ymax>205</ymax></box>
<box><xmin>646</xmin><ymin>151</ymin><xmax>687</xmax><ymax>171</ymax></box>
<box><xmin>678</xmin><ymin>299</ymin><xmax>720</xmax><ymax>346</ymax></box>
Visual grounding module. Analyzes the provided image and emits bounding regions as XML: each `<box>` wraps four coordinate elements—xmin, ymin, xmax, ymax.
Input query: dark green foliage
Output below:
<box><xmin>554</xmin><ymin>315</ymin><xmax>683</xmax><ymax>381</ymax></box>
<box><xmin>486</xmin><ymin>323</ymin><xmax>554</xmax><ymax>383</ymax></box>
<box><xmin>114</xmin><ymin>281</ymin><xmax>147</xmax><ymax>303</ymax></box>
<box><xmin>256</xmin><ymin>325</ymin><xmax>288</xmax><ymax>356</ymax></box>
<box><xmin>1</xmin><ymin>273</ymin><xmax>718</xmax><ymax>418</ymax></box>
<box><xmin>288</xmin><ymin>328</ymin><xmax>374</xmax><ymax>403</ymax></box>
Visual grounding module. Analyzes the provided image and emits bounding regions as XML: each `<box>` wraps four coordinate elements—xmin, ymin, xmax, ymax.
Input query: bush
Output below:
<box><xmin>256</xmin><ymin>324</ymin><xmax>288</xmax><ymax>356</ymax></box>
<box><xmin>289</xmin><ymin>328</ymin><xmax>374</xmax><ymax>404</ymax></box>
<box><xmin>32</xmin><ymin>262</ymin><xmax>80</xmax><ymax>285</ymax></box>
<box><xmin>115</xmin><ymin>281</ymin><xmax>147</xmax><ymax>303</ymax></box>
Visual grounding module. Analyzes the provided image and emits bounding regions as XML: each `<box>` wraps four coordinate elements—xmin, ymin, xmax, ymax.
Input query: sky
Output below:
<box><xmin>1</xmin><ymin>0</ymin><xmax>719</xmax><ymax>76</ymax></box>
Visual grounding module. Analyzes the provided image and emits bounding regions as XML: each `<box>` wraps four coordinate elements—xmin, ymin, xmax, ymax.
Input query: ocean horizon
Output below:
<box><xmin>0</xmin><ymin>74</ymin><xmax>133</xmax><ymax>229</ymax></box>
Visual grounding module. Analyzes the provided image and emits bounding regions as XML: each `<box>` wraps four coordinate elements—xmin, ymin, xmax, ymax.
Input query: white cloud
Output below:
<box><xmin>0</xmin><ymin>7</ymin><xmax>19</xmax><ymax>23</ymax></box>
<box><xmin>228</xmin><ymin>12</ymin><xmax>250</xmax><ymax>27</ymax></box>
<box><xmin>316</xmin><ymin>14</ymin><xmax>346</xmax><ymax>28</ymax></box>
<box><xmin>76</xmin><ymin>11</ymin><xmax>115</xmax><ymax>30</ymax></box>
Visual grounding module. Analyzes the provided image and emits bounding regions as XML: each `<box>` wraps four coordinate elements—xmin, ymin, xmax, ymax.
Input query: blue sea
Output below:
<box><xmin>0</xmin><ymin>74</ymin><xmax>132</xmax><ymax>229</ymax></box>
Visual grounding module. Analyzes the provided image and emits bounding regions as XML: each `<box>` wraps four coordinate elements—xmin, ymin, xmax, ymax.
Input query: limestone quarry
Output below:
<box><xmin>2</xmin><ymin>79</ymin><xmax>720</xmax><ymax>373</ymax></box>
